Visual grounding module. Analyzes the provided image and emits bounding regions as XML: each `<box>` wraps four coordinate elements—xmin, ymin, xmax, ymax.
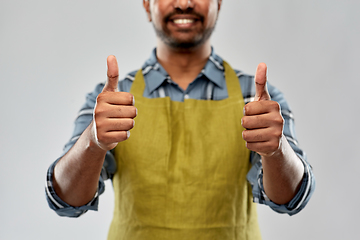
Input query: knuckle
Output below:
<box><xmin>270</xmin><ymin>101</ymin><xmax>281</xmax><ymax>110</ymax></box>
<box><xmin>115</xmin><ymin>133</ymin><xmax>124</xmax><ymax>142</ymax></box>
<box><xmin>275</xmin><ymin>115</ymin><xmax>284</xmax><ymax>125</ymax></box>
<box><xmin>124</xmin><ymin>92</ymin><xmax>134</xmax><ymax>104</ymax></box>
<box><xmin>129</xmin><ymin>120</ymin><xmax>135</xmax><ymax>129</ymax></box>
<box><xmin>241</xmin><ymin>117</ymin><xmax>247</xmax><ymax>127</ymax></box>
<box><xmin>94</xmin><ymin>106</ymin><xmax>105</xmax><ymax>116</ymax></box>
<box><xmin>243</xmin><ymin>104</ymin><xmax>250</xmax><ymax>115</ymax></box>
<box><xmin>93</xmin><ymin>109</ymin><xmax>100</xmax><ymax>118</ymax></box>
<box><xmin>108</xmin><ymin>74</ymin><xmax>119</xmax><ymax>80</ymax></box>
<box><xmin>119</xmin><ymin>119</ymin><xmax>133</xmax><ymax>130</ymax></box>
<box><xmin>242</xmin><ymin>130</ymin><xmax>247</xmax><ymax>140</ymax></box>
<box><xmin>129</xmin><ymin>119</ymin><xmax>135</xmax><ymax>128</ymax></box>
<box><xmin>269</xmin><ymin>141</ymin><xmax>280</xmax><ymax>151</ymax></box>
<box><xmin>116</xmin><ymin>131</ymin><xmax>129</xmax><ymax>142</ymax></box>
<box><xmin>271</xmin><ymin>129</ymin><xmax>282</xmax><ymax>139</ymax></box>
<box><xmin>128</xmin><ymin>93</ymin><xmax>134</xmax><ymax>101</ymax></box>
<box><xmin>95</xmin><ymin>121</ymin><xmax>105</xmax><ymax>131</ymax></box>
<box><xmin>96</xmin><ymin>92</ymin><xmax>107</xmax><ymax>102</ymax></box>
<box><xmin>96</xmin><ymin>134</ymin><xmax>107</xmax><ymax>143</ymax></box>
<box><xmin>127</xmin><ymin>106</ymin><xmax>137</xmax><ymax>118</ymax></box>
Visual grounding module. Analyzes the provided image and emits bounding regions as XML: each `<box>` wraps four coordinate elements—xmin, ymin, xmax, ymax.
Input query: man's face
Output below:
<box><xmin>145</xmin><ymin>0</ymin><xmax>221</xmax><ymax>50</ymax></box>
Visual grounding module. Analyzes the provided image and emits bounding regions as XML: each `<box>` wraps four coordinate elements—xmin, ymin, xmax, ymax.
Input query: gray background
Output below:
<box><xmin>1</xmin><ymin>0</ymin><xmax>359</xmax><ymax>239</ymax></box>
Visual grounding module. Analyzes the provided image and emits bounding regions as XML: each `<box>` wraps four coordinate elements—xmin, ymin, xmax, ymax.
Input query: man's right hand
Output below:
<box><xmin>91</xmin><ymin>55</ymin><xmax>137</xmax><ymax>151</ymax></box>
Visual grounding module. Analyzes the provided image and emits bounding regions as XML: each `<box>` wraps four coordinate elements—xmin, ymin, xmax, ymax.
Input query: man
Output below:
<box><xmin>46</xmin><ymin>0</ymin><xmax>315</xmax><ymax>239</ymax></box>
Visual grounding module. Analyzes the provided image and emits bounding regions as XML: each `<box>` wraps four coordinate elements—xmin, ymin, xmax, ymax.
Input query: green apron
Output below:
<box><xmin>109</xmin><ymin>61</ymin><xmax>261</xmax><ymax>240</ymax></box>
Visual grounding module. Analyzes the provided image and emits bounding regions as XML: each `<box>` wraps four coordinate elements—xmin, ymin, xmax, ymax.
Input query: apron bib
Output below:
<box><xmin>108</xmin><ymin>61</ymin><xmax>261</xmax><ymax>240</ymax></box>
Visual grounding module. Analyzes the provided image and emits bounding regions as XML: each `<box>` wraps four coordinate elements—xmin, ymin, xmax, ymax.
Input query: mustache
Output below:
<box><xmin>164</xmin><ymin>8</ymin><xmax>204</xmax><ymax>22</ymax></box>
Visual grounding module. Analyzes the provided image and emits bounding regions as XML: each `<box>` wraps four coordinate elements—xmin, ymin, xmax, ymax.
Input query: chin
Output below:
<box><xmin>168</xmin><ymin>40</ymin><xmax>203</xmax><ymax>50</ymax></box>
<box><xmin>154</xmin><ymin>23</ymin><xmax>215</xmax><ymax>50</ymax></box>
<box><xmin>161</xmin><ymin>33</ymin><xmax>213</xmax><ymax>50</ymax></box>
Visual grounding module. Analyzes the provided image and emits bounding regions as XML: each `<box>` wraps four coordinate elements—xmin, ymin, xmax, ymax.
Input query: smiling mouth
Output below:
<box><xmin>172</xmin><ymin>19</ymin><xmax>195</xmax><ymax>24</ymax></box>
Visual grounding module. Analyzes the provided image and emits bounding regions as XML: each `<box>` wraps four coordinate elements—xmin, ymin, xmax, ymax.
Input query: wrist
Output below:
<box><xmin>85</xmin><ymin>121</ymin><xmax>110</xmax><ymax>154</ymax></box>
<box><xmin>259</xmin><ymin>134</ymin><xmax>286</xmax><ymax>160</ymax></box>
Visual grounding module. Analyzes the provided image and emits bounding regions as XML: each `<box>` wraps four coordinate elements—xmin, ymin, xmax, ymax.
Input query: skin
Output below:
<box><xmin>53</xmin><ymin>0</ymin><xmax>304</xmax><ymax>207</ymax></box>
<box><xmin>53</xmin><ymin>56</ymin><xmax>137</xmax><ymax>206</ymax></box>
<box><xmin>144</xmin><ymin>0</ymin><xmax>222</xmax><ymax>90</ymax></box>
<box><xmin>242</xmin><ymin>63</ymin><xmax>304</xmax><ymax>204</ymax></box>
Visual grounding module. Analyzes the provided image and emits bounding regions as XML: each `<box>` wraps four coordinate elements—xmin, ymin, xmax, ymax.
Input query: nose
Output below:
<box><xmin>174</xmin><ymin>0</ymin><xmax>194</xmax><ymax>9</ymax></box>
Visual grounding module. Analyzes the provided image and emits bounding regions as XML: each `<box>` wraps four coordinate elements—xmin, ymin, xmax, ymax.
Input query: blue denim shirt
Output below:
<box><xmin>45</xmin><ymin>48</ymin><xmax>315</xmax><ymax>217</ymax></box>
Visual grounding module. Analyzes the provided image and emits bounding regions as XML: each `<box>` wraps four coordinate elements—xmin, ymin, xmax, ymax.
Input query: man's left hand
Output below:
<box><xmin>241</xmin><ymin>63</ymin><xmax>284</xmax><ymax>157</ymax></box>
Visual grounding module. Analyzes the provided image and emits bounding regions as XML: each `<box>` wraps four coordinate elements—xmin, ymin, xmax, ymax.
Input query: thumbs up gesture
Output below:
<box><xmin>241</xmin><ymin>63</ymin><xmax>284</xmax><ymax>157</ymax></box>
<box><xmin>91</xmin><ymin>55</ymin><xmax>137</xmax><ymax>151</ymax></box>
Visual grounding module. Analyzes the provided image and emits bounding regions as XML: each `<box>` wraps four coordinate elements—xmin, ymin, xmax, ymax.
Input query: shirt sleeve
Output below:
<box><xmin>246</xmin><ymin>82</ymin><xmax>315</xmax><ymax>216</ymax></box>
<box><xmin>45</xmin><ymin>158</ymin><xmax>105</xmax><ymax>217</ymax></box>
<box><xmin>45</xmin><ymin>82</ymin><xmax>117</xmax><ymax>217</ymax></box>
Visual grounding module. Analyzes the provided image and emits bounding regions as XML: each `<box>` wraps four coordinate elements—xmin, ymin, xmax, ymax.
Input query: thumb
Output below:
<box><xmin>254</xmin><ymin>63</ymin><xmax>271</xmax><ymax>101</ymax></box>
<box><xmin>103</xmin><ymin>55</ymin><xmax>119</xmax><ymax>92</ymax></box>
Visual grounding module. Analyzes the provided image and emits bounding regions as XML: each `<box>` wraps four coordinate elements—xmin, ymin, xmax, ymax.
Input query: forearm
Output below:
<box><xmin>53</xmin><ymin>121</ymin><xmax>107</xmax><ymax>207</ymax></box>
<box><xmin>262</xmin><ymin>135</ymin><xmax>304</xmax><ymax>205</ymax></box>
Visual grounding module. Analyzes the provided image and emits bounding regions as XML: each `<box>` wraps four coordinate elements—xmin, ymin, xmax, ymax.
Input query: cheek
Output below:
<box><xmin>204</xmin><ymin>3</ymin><xmax>218</xmax><ymax>27</ymax></box>
<box><xmin>151</xmin><ymin>2</ymin><xmax>168</xmax><ymax>26</ymax></box>
<box><xmin>151</xmin><ymin>8</ymin><xmax>162</xmax><ymax>26</ymax></box>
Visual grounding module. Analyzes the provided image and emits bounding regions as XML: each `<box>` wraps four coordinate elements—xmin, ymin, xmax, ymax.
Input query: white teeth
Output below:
<box><xmin>173</xmin><ymin>19</ymin><xmax>194</xmax><ymax>24</ymax></box>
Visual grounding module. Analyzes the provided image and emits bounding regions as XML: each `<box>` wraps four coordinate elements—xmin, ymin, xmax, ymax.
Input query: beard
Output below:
<box><xmin>152</xmin><ymin>8</ymin><xmax>217</xmax><ymax>50</ymax></box>
<box><xmin>153</xmin><ymin>23</ymin><xmax>215</xmax><ymax>50</ymax></box>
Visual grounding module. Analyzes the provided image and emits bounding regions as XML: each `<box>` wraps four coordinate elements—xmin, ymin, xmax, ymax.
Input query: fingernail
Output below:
<box><xmin>127</xmin><ymin>131</ymin><xmax>131</xmax><ymax>138</ymax></box>
<box><xmin>132</xmin><ymin>96</ymin><xmax>135</xmax><ymax>106</ymax></box>
<box><xmin>133</xmin><ymin>120</ymin><xmax>135</xmax><ymax>127</ymax></box>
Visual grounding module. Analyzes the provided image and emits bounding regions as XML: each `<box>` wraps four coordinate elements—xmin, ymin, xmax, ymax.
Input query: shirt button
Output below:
<box><xmin>184</xmin><ymin>94</ymin><xmax>190</xmax><ymax>100</ymax></box>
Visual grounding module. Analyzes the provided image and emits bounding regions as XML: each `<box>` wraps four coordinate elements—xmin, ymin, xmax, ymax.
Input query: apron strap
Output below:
<box><xmin>223</xmin><ymin>60</ymin><xmax>243</xmax><ymax>100</ymax></box>
<box><xmin>130</xmin><ymin>70</ymin><xmax>146</xmax><ymax>96</ymax></box>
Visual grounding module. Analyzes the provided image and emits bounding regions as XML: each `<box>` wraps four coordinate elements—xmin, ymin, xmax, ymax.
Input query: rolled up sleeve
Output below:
<box><xmin>246</xmin><ymin>83</ymin><xmax>315</xmax><ymax>216</ymax></box>
<box><xmin>45</xmin><ymin>82</ymin><xmax>116</xmax><ymax>217</ymax></box>
<box><xmin>45</xmin><ymin>159</ymin><xmax>105</xmax><ymax>218</ymax></box>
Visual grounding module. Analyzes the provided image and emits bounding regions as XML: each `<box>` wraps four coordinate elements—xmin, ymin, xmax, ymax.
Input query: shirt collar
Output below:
<box><xmin>141</xmin><ymin>48</ymin><xmax>226</xmax><ymax>94</ymax></box>
<box><xmin>202</xmin><ymin>48</ymin><xmax>225</xmax><ymax>89</ymax></box>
